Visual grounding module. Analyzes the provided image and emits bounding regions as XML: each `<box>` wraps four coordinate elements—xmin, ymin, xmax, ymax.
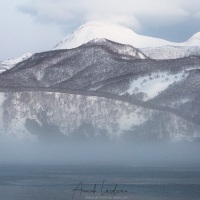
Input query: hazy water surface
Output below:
<box><xmin>0</xmin><ymin>165</ymin><xmax>200</xmax><ymax>200</ymax></box>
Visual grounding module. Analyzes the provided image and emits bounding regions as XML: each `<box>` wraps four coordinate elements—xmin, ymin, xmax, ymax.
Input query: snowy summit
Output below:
<box><xmin>54</xmin><ymin>21</ymin><xmax>200</xmax><ymax>50</ymax></box>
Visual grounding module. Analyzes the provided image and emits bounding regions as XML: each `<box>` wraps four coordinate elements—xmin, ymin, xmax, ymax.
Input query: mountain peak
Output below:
<box><xmin>54</xmin><ymin>21</ymin><xmax>175</xmax><ymax>50</ymax></box>
<box><xmin>54</xmin><ymin>22</ymin><xmax>200</xmax><ymax>50</ymax></box>
<box><xmin>54</xmin><ymin>21</ymin><xmax>138</xmax><ymax>50</ymax></box>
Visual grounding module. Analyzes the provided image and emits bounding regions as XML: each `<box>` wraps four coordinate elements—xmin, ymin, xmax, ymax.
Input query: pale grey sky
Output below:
<box><xmin>1</xmin><ymin>0</ymin><xmax>200</xmax><ymax>60</ymax></box>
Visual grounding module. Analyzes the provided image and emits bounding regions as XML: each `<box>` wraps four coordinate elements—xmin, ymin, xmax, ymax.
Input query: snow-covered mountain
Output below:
<box><xmin>54</xmin><ymin>21</ymin><xmax>173</xmax><ymax>50</ymax></box>
<box><xmin>1</xmin><ymin>22</ymin><xmax>200</xmax><ymax>142</ymax></box>
<box><xmin>1</xmin><ymin>40</ymin><xmax>200</xmax><ymax>142</ymax></box>
<box><xmin>54</xmin><ymin>21</ymin><xmax>200</xmax><ymax>60</ymax></box>
<box><xmin>1</xmin><ymin>22</ymin><xmax>199</xmax><ymax>74</ymax></box>
<box><xmin>0</xmin><ymin>52</ymin><xmax>32</xmax><ymax>73</ymax></box>
<box><xmin>54</xmin><ymin>21</ymin><xmax>200</xmax><ymax>50</ymax></box>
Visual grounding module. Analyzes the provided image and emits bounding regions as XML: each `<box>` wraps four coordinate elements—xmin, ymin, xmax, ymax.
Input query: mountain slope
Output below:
<box><xmin>147</xmin><ymin>69</ymin><xmax>200</xmax><ymax>124</ymax></box>
<box><xmin>1</xmin><ymin>91</ymin><xmax>199</xmax><ymax>142</ymax></box>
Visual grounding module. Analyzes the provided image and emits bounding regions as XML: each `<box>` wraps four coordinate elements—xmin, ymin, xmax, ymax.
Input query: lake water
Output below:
<box><xmin>0</xmin><ymin>165</ymin><xmax>200</xmax><ymax>200</ymax></box>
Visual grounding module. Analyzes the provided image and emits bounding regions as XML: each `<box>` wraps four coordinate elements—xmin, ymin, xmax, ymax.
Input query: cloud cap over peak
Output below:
<box><xmin>18</xmin><ymin>0</ymin><xmax>199</xmax><ymax>29</ymax></box>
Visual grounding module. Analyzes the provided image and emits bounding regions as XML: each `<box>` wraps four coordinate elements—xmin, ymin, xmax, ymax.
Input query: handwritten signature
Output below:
<box><xmin>72</xmin><ymin>180</ymin><xmax>128</xmax><ymax>199</ymax></box>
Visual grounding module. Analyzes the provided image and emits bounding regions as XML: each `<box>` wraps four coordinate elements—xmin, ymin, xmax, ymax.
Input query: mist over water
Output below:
<box><xmin>1</xmin><ymin>131</ymin><xmax>200</xmax><ymax>167</ymax></box>
<box><xmin>1</xmin><ymin>131</ymin><xmax>200</xmax><ymax>200</ymax></box>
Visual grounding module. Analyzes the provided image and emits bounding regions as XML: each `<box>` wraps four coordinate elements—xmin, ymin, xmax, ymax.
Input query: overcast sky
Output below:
<box><xmin>1</xmin><ymin>0</ymin><xmax>200</xmax><ymax>60</ymax></box>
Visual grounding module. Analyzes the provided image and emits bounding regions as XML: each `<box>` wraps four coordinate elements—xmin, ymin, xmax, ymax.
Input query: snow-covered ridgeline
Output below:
<box><xmin>0</xmin><ymin>52</ymin><xmax>32</xmax><ymax>73</ymax></box>
<box><xmin>142</xmin><ymin>46</ymin><xmax>200</xmax><ymax>60</ymax></box>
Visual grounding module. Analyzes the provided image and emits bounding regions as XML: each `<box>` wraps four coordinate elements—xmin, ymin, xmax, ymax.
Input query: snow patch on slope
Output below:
<box><xmin>0</xmin><ymin>52</ymin><xmax>32</xmax><ymax>73</ymax></box>
<box><xmin>124</xmin><ymin>71</ymin><xmax>188</xmax><ymax>100</ymax></box>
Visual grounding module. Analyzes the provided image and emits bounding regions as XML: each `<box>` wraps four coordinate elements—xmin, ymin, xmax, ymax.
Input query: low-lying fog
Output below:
<box><xmin>0</xmin><ymin>133</ymin><xmax>200</xmax><ymax>167</ymax></box>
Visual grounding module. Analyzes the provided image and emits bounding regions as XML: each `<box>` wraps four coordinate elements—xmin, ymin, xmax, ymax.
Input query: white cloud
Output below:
<box><xmin>18</xmin><ymin>0</ymin><xmax>196</xmax><ymax>30</ymax></box>
<box><xmin>85</xmin><ymin>14</ymin><xmax>141</xmax><ymax>29</ymax></box>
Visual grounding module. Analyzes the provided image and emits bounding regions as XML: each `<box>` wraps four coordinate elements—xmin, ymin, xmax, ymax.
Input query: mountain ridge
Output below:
<box><xmin>1</xmin><ymin>22</ymin><xmax>200</xmax><ymax>72</ymax></box>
